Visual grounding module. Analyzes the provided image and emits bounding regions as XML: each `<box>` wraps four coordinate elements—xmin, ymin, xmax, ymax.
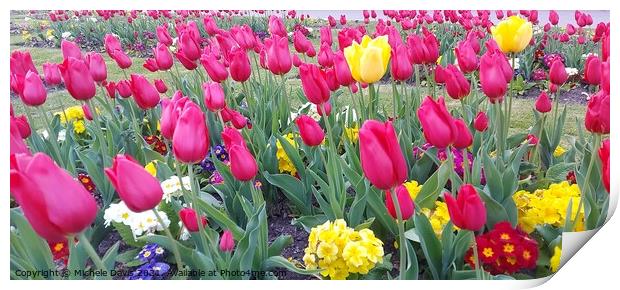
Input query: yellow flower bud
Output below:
<box><xmin>344</xmin><ymin>35</ymin><xmax>391</xmax><ymax>84</ymax></box>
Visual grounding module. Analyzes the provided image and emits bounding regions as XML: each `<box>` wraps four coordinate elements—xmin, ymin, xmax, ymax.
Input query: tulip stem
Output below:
<box><xmin>389</xmin><ymin>188</ymin><xmax>407</xmax><ymax>280</ymax></box>
<box><xmin>358</xmin><ymin>83</ymin><xmax>367</xmax><ymax>121</ymax></box>
<box><xmin>462</xmin><ymin>148</ymin><xmax>470</xmax><ymax>184</ymax></box>
<box><xmin>217</xmin><ymin>110</ymin><xmax>226</xmax><ymax>129</ymax></box>
<box><xmin>493</xmin><ymin>102</ymin><xmax>504</xmax><ymax>166</ymax></box>
<box><xmin>186</xmin><ymin>163</ymin><xmax>211</xmax><ymax>255</ymax></box>
<box><xmin>471</xmin><ymin>231</ymin><xmax>484</xmax><ymax>280</ymax></box>
<box><xmin>85</xmin><ymin>99</ymin><xmax>111</xmax><ymax>166</ymax></box>
<box><xmin>37</xmin><ymin>106</ymin><xmax>66</xmax><ymax>169</ymax></box>
<box><xmin>505</xmin><ymin>54</ymin><xmax>516</xmax><ymax>137</ymax></box>
<box><xmin>531</xmin><ymin>114</ymin><xmax>547</xmax><ymax>171</ymax></box>
<box><xmin>152</xmin><ymin>209</ymin><xmax>185</xmax><ymax>271</ymax></box>
<box><xmin>78</xmin><ymin>232</ymin><xmax>109</xmax><ymax>278</ymax></box>
<box><xmin>321</xmin><ymin>104</ymin><xmax>344</xmax><ymax>218</ymax></box>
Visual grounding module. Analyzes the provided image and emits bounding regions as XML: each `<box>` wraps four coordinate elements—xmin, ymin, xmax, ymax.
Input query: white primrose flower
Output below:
<box><xmin>61</xmin><ymin>31</ymin><xmax>72</xmax><ymax>39</ymax></box>
<box><xmin>161</xmin><ymin>175</ymin><xmax>190</xmax><ymax>202</ymax></box>
<box><xmin>565</xmin><ymin>67</ymin><xmax>579</xmax><ymax>76</ymax></box>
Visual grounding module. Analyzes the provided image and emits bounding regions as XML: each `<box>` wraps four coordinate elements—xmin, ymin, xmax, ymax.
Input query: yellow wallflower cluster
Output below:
<box><xmin>403</xmin><ymin>180</ymin><xmax>422</xmax><ymax>200</ymax></box>
<box><xmin>303</xmin><ymin>219</ymin><xmax>384</xmax><ymax>280</ymax></box>
<box><xmin>550</xmin><ymin>246</ymin><xmax>562</xmax><ymax>272</ymax></box>
<box><xmin>513</xmin><ymin>181</ymin><xmax>584</xmax><ymax>233</ymax></box>
<box><xmin>56</xmin><ymin>106</ymin><xmax>87</xmax><ymax>135</ymax></box>
<box><xmin>553</xmin><ymin>146</ymin><xmax>567</xmax><ymax>157</ymax></box>
<box><xmin>276</xmin><ymin>133</ymin><xmax>298</xmax><ymax>176</ymax></box>
<box><xmin>344</xmin><ymin>126</ymin><xmax>360</xmax><ymax>143</ymax></box>
<box><xmin>403</xmin><ymin>180</ymin><xmax>453</xmax><ymax>236</ymax></box>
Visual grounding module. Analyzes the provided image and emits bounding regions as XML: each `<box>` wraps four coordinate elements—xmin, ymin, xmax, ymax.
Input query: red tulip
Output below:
<box><xmin>584</xmin><ymin>90</ymin><xmax>610</xmax><ymax>134</ymax></box>
<box><xmin>85</xmin><ymin>52</ymin><xmax>107</xmax><ymax>82</ymax></box>
<box><xmin>474</xmin><ymin>111</ymin><xmax>489</xmax><ymax>132</ymax></box>
<box><xmin>61</xmin><ymin>40</ymin><xmax>82</xmax><ymax>60</ymax></box>
<box><xmin>320</xmin><ymin>26</ymin><xmax>333</xmax><ymax>46</ymax></box>
<box><xmin>479</xmin><ymin>41</ymin><xmax>511</xmax><ymax>103</ymax></box>
<box><xmin>359</xmin><ymin>120</ymin><xmax>408</xmax><ymax>190</ymax></box>
<box><xmin>293</xmin><ymin>30</ymin><xmax>312</xmax><ymax>54</ymax></box>
<box><xmin>417</xmin><ymin>96</ymin><xmax>457</xmax><ymax>148</ymax></box>
<box><xmin>179</xmin><ymin>31</ymin><xmax>201</xmax><ymax>61</ymax></box>
<box><xmin>391</xmin><ymin>43</ymin><xmax>413</xmax><ymax>81</ymax></box>
<box><xmin>601</xmin><ymin>60</ymin><xmax>609</xmax><ymax>95</ymax></box>
<box><xmin>160</xmin><ymin>92</ymin><xmax>189</xmax><ymax>140</ymax></box>
<box><xmin>173</xmin><ymin>102</ymin><xmax>210</xmax><ymax>163</ymax></box>
<box><xmin>583</xmin><ymin>55</ymin><xmax>601</xmax><ymax>85</ymax></box>
<box><xmin>203</xmin><ymin>82</ymin><xmax>226</xmax><ymax>112</ymax></box>
<box><xmin>299</xmin><ymin>63</ymin><xmax>330</xmax><ymax>105</ymax></box>
<box><xmin>116</xmin><ymin>80</ymin><xmax>132</xmax><ymax>98</ymax></box>
<box><xmin>317</xmin><ymin>102</ymin><xmax>332</xmax><ymax>117</ymax></box>
<box><xmin>535</xmin><ymin>91</ymin><xmax>552</xmax><ymax>113</ymax></box>
<box><xmin>175</xmin><ymin>50</ymin><xmax>198</xmax><ymax>70</ymax></box>
<box><xmin>265</xmin><ymin>35</ymin><xmax>292</xmax><ymax>75</ymax></box>
<box><xmin>154</xmin><ymin>43</ymin><xmax>173</xmax><ymax>70</ymax></box>
<box><xmin>549</xmin><ymin>10</ymin><xmax>559</xmax><ymax>25</ymax></box>
<box><xmin>11</xmin><ymin>113</ymin><xmax>31</xmax><ymax>139</ymax></box>
<box><xmin>268</xmin><ymin>15</ymin><xmax>287</xmax><ymax>37</ymax></box>
<box><xmin>599</xmin><ymin>139</ymin><xmax>610</xmax><ymax>193</ymax></box>
<box><xmin>42</xmin><ymin>62</ymin><xmax>62</xmax><ymax>85</ymax></box>
<box><xmin>444</xmin><ymin>184</ymin><xmax>486</xmax><ymax>231</ymax></box>
<box><xmin>104</xmin><ymin>81</ymin><xmax>117</xmax><ymax>98</ymax></box>
<box><xmin>179</xmin><ymin>208</ymin><xmax>207</xmax><ymax>232</ymax></box>
<box><xmin>385</xmin><ymin>184</ymin><xmax>415</xmax><ymax>220</ymax></box>
<box><xmin>201</xmin><ymin>53</ymin><xmax>229</xmax><ymax>83</ymax></box>
<box><xmin>105</xmin><ymin>154</ymin><xmax>164</xmax><ymax>212</ymax></box>
<box><xmin>59</xmin><ymin>57</ymin><xmax>96</xmax><ymax>101</ymax></box>
<box><xmin>154</xmin><ymin>79</ymin><xmax>168</xmax><ymax>94</ymax></box>
<box><xmin>229</xmin><ymin>47</ymin><xmax>251</xmax><ymax>82</ymax></box>
<box><xmin>333</xmin><ymin>51</ymin><xmax>354</xmax><ymax>86</ymax></box>
<box><xmin>130</xmin><ymin>74</ymin><xmax>160</xmax><ymax>110</ymax></box>
<box><xmin>219</xmin><ymin>230</ymin><xmax>235</xmax><ymax>252</ymax></box>
<box><xmin>455</xmin><ymin>40</ymin><xmax>479</xmax><ymax>73</ymax></box>
<box><xmin>444</xmin><ymin>65</ymin><xmax>471</xmax><ymax>100</ymax></box>
<box><xmin>549</xmin><ymin>59</ymin><xmax>568</xmax><ymax>85</ymax></box>
<box><xmin>295</xmin><ymin>115</ymin><xmax>325</xmax><ymax>147</ymax></box>
<box><xmin>11</xmin><ymin>153</ymin><xmax>97</xmax><ymax>242</ymax></box>
<box><xmin>10</xmin><ymin>119</ymin><xmax>30</xmax><ymax>155</ymax></box>
<box><xmin>318</xmin><ymin>43</ymin><xmax>334</xmax><ymax>68</ymax></box>
<box><xmin>221</xmin><ymin>128</ymin><xmax>258</xmax><ymax>181</ymax></box>
<box><xmin>21</xmin><ymin>71</ymin><xmax>47</xmax><ymax>106</ymax></box>
<box><xmin>156</xmin><ymin>25</ymin><xmax>173</xmax><ymax>46</ymax></box>
<box><xmin>82</xmin><ymin>104</ymin><xmax>93</xmax><ymax>121</ymax></box>
<box><xmin>453</xmin><ymin>118</ymin><xmax>473</xmax><ymax>149</ymax></box>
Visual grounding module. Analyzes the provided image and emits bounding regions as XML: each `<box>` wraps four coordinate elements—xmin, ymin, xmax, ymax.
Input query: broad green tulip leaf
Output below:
<box><xmin>413</xmin><ymin>213</ymin><xmax>442</xmax><ymax>280</ymax></box>
<box><xmin>268</xmin><ymin>235</ymin><xmax>292</xmax><ymax>257</ymax></box>
<box><xmin>263</xmin><ymin>256</ymin><xmax>322</xmax><ymax>276</ymax></box>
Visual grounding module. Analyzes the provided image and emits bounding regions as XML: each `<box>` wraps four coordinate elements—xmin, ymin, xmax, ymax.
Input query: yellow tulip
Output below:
<box><xmin>344</xmin><ymin>35</ymin><xmax>391</xmax><ymax>84</ymax></box>
<box><xmin>491</xmin><ymin>16</ymin><xmax>533</xmax><ymax>53</ymax></box>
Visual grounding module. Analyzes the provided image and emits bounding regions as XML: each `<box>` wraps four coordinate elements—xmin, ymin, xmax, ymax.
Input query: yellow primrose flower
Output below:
<box><xmin>145</xmin><ymin>161</ymin><xmax>158</xmax><ymax>177</ymax></box>
<box><xmin>344</xmin><ymin>35</ymin><xmax>391</xmax><ymax>84</ymax></box>
<box><xmin>550</xmin><ymin>246</ymin><xmax>562</xmax><ymax>272</ymax></box>
<box><xmin>491</xmin><ymin>16</ymin><xmax>533</xmax><ymax>53</ymax></box>
<box><xmin>344</xmin><ymin>126</ymin><xmax>360</xmax><ymax>143</ymax></box>
<box><xmin>553</xmin><ymin>146</ymin><xmax>567</xmax><ymax>157</ymax></box>
<box><xmin>403</xmin><ymin>180</ymin><xmax>423</xmax><ymax>201</ymax></box>
<box><xmin>276</xmin><ymin>133</ymin><xmax>298</xmax><ymax>176</ymax></box>
<box><xmin>73</xmin><ymin>120</ymin><xmax>86</xmax><ymax>134</ymax></box>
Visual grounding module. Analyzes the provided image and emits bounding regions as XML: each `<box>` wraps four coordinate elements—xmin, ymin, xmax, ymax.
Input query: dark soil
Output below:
<box><xmin>266</xmin><ymin>193</ymin><xmax>313</xmax><ymax>280</ymax></box>
<box><xmin>516</xmin><ymin>85</ymin><xmax>592</xmax><ymax>105</ymax></box>
<box><xmin>96</xmin><ymin>231</ymin><xmax>136</xmax><ymax>280</ymax></box>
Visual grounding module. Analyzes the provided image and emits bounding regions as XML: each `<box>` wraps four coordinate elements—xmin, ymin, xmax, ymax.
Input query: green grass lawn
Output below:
<box><xmin>10</xmin><ymin>44</ymin><xmax>585</xmax><ymax>146</ymax></box>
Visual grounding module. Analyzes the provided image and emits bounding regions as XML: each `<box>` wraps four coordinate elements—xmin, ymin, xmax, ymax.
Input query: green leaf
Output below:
<box><xmin>268</xmin><ymin>235</ymin><xmax>293</xmax><ymax>257</ymax></box>
<box><xmin>413</xmin><ymin>213</ymin><xmax>443</xmax><ymax>279</ymax></box>
<box><xmin>263</xmin><ymin>256</ymin><xmax>321</xmax><ymax>276</ymax></box>
<box><xmin>415</xmin><ymin>161</ymin><xmax>450</xmax><ymax>209</ymax></box>
<box><xmin>112</xmin><ymin>222</ymin><xmax>145</xmax><ymax>248</ymax></box>
<box><xmin>263</xmin><ymin>172</ymin><xmax>310</xmax><ymax>215</ymax></box>
<box><xmin>292</xmin><ymin>215</ymin><xmax>328</xmax><ymax>232</ymax></box>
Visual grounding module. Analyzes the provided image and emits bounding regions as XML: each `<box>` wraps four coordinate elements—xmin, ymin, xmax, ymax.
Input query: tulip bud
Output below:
<box><xmin>179</xmin><ymin>208</ymin><xmax>208</xmax><ymax>232</ymax></box>
<box><xmin>385</xmin><ymin>185</ymin><xmax>415</xmax><ymax>220</ymax></box>
<box><xmin>173</xmin><ymin>102</ymin><xmax>210</xmax><ymax>163</ymax></box>
<box><xmin>359</xmin><ymin>120</ymin><xmax>408</xmax><ymax>190</ymax></box>
<box><xmin>203</xmin><ymin>82</ymin><xmax>226</xmax><ymax>112</ymax></box>
<box><xmin>583</xmin><ymin>55</ymin><xmax>601</xmax><ymax>85</ymax></box>
<box><xmin>417</xmin><ymin>96</ymin><xmax>457</xmax><ymax>148</ymax></box>
<box><xmin>200</xmin><ymin>53</ymin><xmax>229</xmax><ymax>83</ymax></box>
<box><xmin>61</xmin><ymin>40</ymin><xmax>83</xmax><ymax>60</ymax></box>
<box><xmin>116</xmin><ymin>80</ymin><xmax>132</xmax><ymax>98</ymax></box>
<box><xmin>59</xmin><ymin>58</ymin><xmax>96</xmax><ymax>101</ymax></box>
<box><xmin>317</xmin><ymin>102</ymin><xmax>332</xmax><ymax>117</ymax></box>
<box><xmin>444</xmin><ymin>184</ymin><xmax>486</xmax><ymax>231</ymax></box>
<box><xmin>320</xmin><ymin>26</ymin><xmax>333</xmax><ymax>46</ymax></box>
<box><xmin>299</xmin><ymin>63</ymin><xmax>331</xmax><ymax>105</ymax></box>
<box><xmin>82</xmin><ymin>104</ymin><xmax>93</xmax><ymax>121</ymax></box>
<box><xmin>453</xmin><ymin>118</ymin><xmax>473</xmax><ymax>149</ymax></box>
<box><xmin>85</xmin><ymin>52</ymin><xmax>107</xmax><ymax>82</ymax></box>
<box><xmin>295</xmin><ymin>115</ymin><xmax>325</xmax><ymax>147</ymax></box>
<box><xmin>229</xmin><ymin>47</ymin><xmax>252</xmax><ymax>82</ymax></box>
<box><xmin>21</xmin><ymin>71</ymin><xmax>47</xmax><ymax>106</ymax></box>
<box><xmin>549</xmin><ymin>59</ymin><xmax>568</xmax><ymax>85</ymax></box>
<box><xmin>293</xmin><ymin>30</ymin><xmax>312</xmax><ymax>54</ymax></box>
<box><xmin>473</xmin><ymin>111</ymin><xmax>489</xmax><ymax>132</ymax></box>
<box><xmin>154</xmin><ymin>43</ymin><xmax>173</xmax><ymax>70</ymax></box>
<box><xmin>455</xmin><ymin>40</ymin><xmax>479</xmax><ymax>73</ymax></box>
<box><xmin>549</xmin><ymin>10</ymin><xmax>559</xmax><ymax>25</ymax></box>
<box><xmin>390</xmin><ymin>43</ymin><xmax>413</xmax><ymax>81</ymax></box>
<box><xmin>130</xmin><ymin>74</ymin><xmax>160</xmax><ymax>110</ymax></box>
<box><xmin>222</xmin><ymin>128</ymin><xmax>258</xmax><ymax>181</ymax></box>
<box><xmin>268</xmin><ymin>15</ymin><xmax>287</xmax><ymax>37</ymax></box>
<box><xmin>318</xmin><ymin>43</ymin><xmax>334</xmax><ymax>68</ymax></box>
<box><xmin>265</xmin><ymin>35</ymin><xmax>292</xmax><ymax>75</ymax></box>
<box><xmin>42</xmin><ymin>62</ymin><xmax>62</xmax><ymax>85</ymax></box>
<box><xmin>11</xmin><ymin>153</ymin><xmax>98</xmax><ymax>242</ymax></box>
<box><xmin>333</xmin><ymin>51</ymin><xmax>354</xmax><ymax>86</ymax></box>
<box><xmin>535</xmin><ymin>91</ymin><xmax>552</xmax><ymax>113</ymax></box>
<box><xmin>105</xmin><ymin>154</ymin><xmax>164</xmax><ymax>212</ymax></box>
<box><xmin>154</xmin><ymin>79</ymin><xmax>168</xmax><ymax>94</ymax></box>
<box><xmin>444</xmin><ymin>65</ymin><xmax>471</xmax><ymax>100</ymax></box>
<box><xmin>219</xmin><ymin>230</ymin><xmax>235</xmax><ymax>252</ymax></box>
<box><xmin>179</xmin><ymin>31</ymin><xmax>201</xmax><ymax>61</ymax></box>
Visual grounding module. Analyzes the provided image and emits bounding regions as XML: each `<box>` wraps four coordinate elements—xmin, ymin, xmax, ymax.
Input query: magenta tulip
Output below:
<box><xmin>444</xmin><ymin>184</ymin><xmax>486</xmax><ymax>231</ymax></box>
<box><xmin>59</xmin><ymin>57</ymin><xmax>96</xmax><ymax>101</ymax></box>
<box><xmin>295</xmin><ymin>115</ymin><xmax>325</xmax><ymax>147</ymax></box>
<box><xmin>173</xmin><ymin>102</ymin><xmax>210</xmax><ymax>163</ymax></box>
<box><xmin>130</xmin><ymin>74</ymin><xmax>160</xmax><ymax>110</ymax></box>
<box><xmin>105</xmin><ymin>154</ymin><xmax>164</xmax><ymax>212</ymax></box>
<box><xmin>417</xmin><ymin>96</ymin><xmax>457</xmax><ymax>148</ymax></box>
<box><xmin>359</xmin><ymin>120</ymin><xmax>408</xmax><ymax>190</ymax></box>
<box><xmin>203</xmin><ymin>82</ymin><xmax>226</xmax><ymax>112</ymax></box>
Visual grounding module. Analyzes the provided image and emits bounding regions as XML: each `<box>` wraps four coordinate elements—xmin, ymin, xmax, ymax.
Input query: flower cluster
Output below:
<box><xmin>513</xmin><ymin>181</ymin><xmax>584</xmax><ymax>233</ymax></box>
<box><xmin>420</xmin><ymin>201</ymin><xmax>453</xmax><ymax>236</ymax></box>
<box><xmin>344</xmin><ymin>126</ymin><xmax>360</xmax><ymax>143</ymax></box>
<box><xmin>160</xmin><ymin>175</ymin><xmax>191</xmax><ymax>203</ymax></box>
<box><xmin>413</xmin><ymin>143</ymin><xmax>486</xmax><ymax>185</ymax></box>
<box><xmin>276</xmin><ymin>133</ymin><xmax>298</xmax><ymax>176</ymax></box>
<box><xmin>303</xmin><ymin>219</ymin><xmax>384</xmax><ymax>280</ymax></box>
<box><xmin>465</xmin><ymin>222</ymin><xmax>539</xmax><ymax>275</ymax></box>
<box><xmin>144</xmin><ymin>135</ymin><xmax>168</xmax><ymax>155</ymax></box>
<box><xmin>55</xmin><ymin>105</ymin><xmax>87</xmax><ymax>135</ymax></box>
<box><xmin>542</xmin><ymin>52</ymin><xmax>565</xmax><ymax>69</ymax></box>
<box><xmin>103</xmin><ymin>201</ymin><xmax>170</xmax><ymax>238</ymax></box>
<box><xmin>128</xmin><ymin>243</ymin><xmax>170</xmax><ymax>280</ymax></box>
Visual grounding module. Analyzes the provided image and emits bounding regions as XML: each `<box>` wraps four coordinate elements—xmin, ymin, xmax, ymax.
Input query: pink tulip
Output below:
<box><xmin>82</xmin><ymin>104</ymin><xmax>93</xmax><ymax>121</ymax></box>
<box><xmin>116</xmin><ymin>80</ymin><xmax>132</xmax><ymax>98</ymax></box>
<box><xmin>105</xmin><ymin>154</ymin><xmax>164</xmax><ymax>212</ymax></box>
<box><xmin>154</xmin><ymin>79</ymin><xmax>168</xmax><ymax>94</ymax></box>
<box><xmin>201</xmin><ymin>53</ymin><xmax>229</xmax><ymax>83</ymax></box>
<box><xmin>10</xmin><ymin>119</ymin><xmax>30</xmax><ymax>155</ymax></box>
<box><xmin>265</xmin><ymin>35</ymin><xmax>292</xmax><ymax>75</ymax></box>
<box><xmin>535</xmin><ymin>91</ymin><xmax>552</xmax><ymax>113</ymax></box>
<box><xmin>444</xmin><ymin>65</ymin><xmax>471</xmax><ymax>100</ymax></box>
<box><xmin>549</xmin><ymin>59</ymin><xmax>568</xmax><ymax>85</ymax></box>
<box><xmin>173</xmin><ymin>102</ymin><xmax>210</xmax><ymax>163</ymax></box>
<box><xmin>455</xmin><ymin>39</ymin><xmax>479</xmax><ymax>73</ymax></box>
<box><xmin>130</xmin><ymin>74</ymin><xmax>160</xmax><ymax>110</ymax></box>
<box><xmin>268</xmin><ymin>15</ymin><xmax>287</xmax><ymax>37</ymax></box>
<box><xmin>179</xmin><ymin>208</ymin><xmax>208</xmax><ymax>232</ymax></box>
<box><xmin>333</xmin><ymin>51</ymin><xmax>354</xmax><ymax>86</ymax></box>
<box><xmin>20</xmin><ymin>71</ymin><xmax>47</xmax><ymax>106</ymax></box>
<box><xmin>59</xmin><ymin>57</ymin><xmax>96</xmax><ymax>101</ymax></box>
<box><xmin>453</xmin><ymin>118</ymin><xmax>473</xmax><ymax>149</ymax></box>
<box><xmin>85</xmin><ymin>52</ymin><xmax>107</xmax><ymax>82</ymax></box>
<box><xmin>444</xmin><ymin>184</ymin><xmax>486</xmax><ymax>231</ymax></box>
<box><xmin>584</xmin><ymin>90</ymin><xmax>610</xmax><ymax>134</ymax></box>
<box><xmin>154</xmin><ymin>43</ymin><xmax>173</xmax><ymax>70</ymax></box>
<box><xmin>479</xmin><ymin>40</ymin><xmax>511</xmax><ymax>103</ymax></box>
<box><xmin>219</xmin><ymin>230</ymin><xmax>235</xmax><ymax>252</ymax></box>
<box><xmin>583</xmin><ymin>55</ymin><xmax>601</xmax><ymax>85</ymax></box>
<box><xmin>359</xmin><ymin>120</ymin><xmax>408</xmax><ymax>190</ymax></box>
<box><xmin>229</xmin><ymin>47</ymin><xmax>251</xmax><ymax>82</ymax></box>
<box><xmin>385</xmin><ymin>184</ymin><xmax>415</xmax><ymax>220</ymax></box>
<box><xmin>320</xmin><ymin>26</ymin><xmax>333</xmax><ymax>46</ymax></box>
<box><xmin>222</xmin><ymin>128</ymin><xmax>258</xmax><ymax>181</ymax></box>
<box><xmin>295</xmin><ymin>115</ymin><xmax>325</xmax><ymax>147</ymax></box>
<box><xmin>203</xmin><ymin>82</ymin><xmax>226</xmax><ymax>112</ymax></box>
<box><xmin>175</xmin><ymin>50</ymin><xmax>198</xmax><ymax>70</ymax></box>
<box><xmin>293</xmin><ymin>30</ymin><xmax>312</xmax><ymax>54</ymax></box>
<box><xmin>61</xmin><ymin>40</ymin><xmax>82</xmax><ymax>60</ymax></box>
<box><xmin>317</xmin><ymin>43</ymin><xmax>334</xmax><ymax>68</ymax></box>
<box><xmin>391</xmin><ymin>43</ymin><xmax>413</xmax><ymax>81</ymax></box>
<box><xmin>299</xmin><ymin>63</ymin><xmax>330</xmax><ymax>105</ymax></box>
<box><xmin>156</xmin><ymin>25</ymin><xmax>173</xmax><ymax>46</ymax></box>
<box><xmin>549</xmin><ymin>10</ymin><xmax>559</xmax><ymax>25</ymax></box>
<box><xmin>42</xmin><ymin>62</ymin><xmax>62</xmax><ymax>85</ymax></box>
<box><xmin>178</xmin><ymin>31</ymin><xmax>201</xmax><ymax>61</ymax></box>
<box><xmin>417</xmin><ymin>96</ymin><xmax>457</xmax><ymax>148</ymax></box>
<box><xmin>474</xmin><ymin>111</ymin><xmax>489</xmax><ymax>132</ymax></box>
